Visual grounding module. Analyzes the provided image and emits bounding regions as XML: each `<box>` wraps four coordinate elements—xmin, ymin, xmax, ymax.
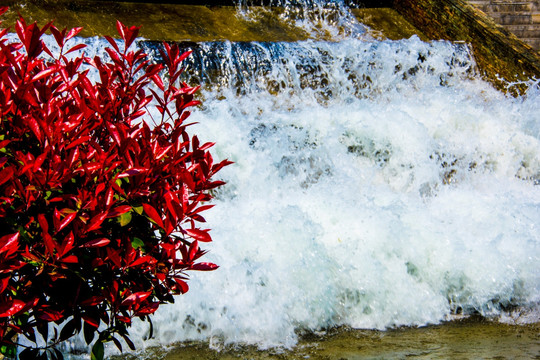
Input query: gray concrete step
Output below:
<box><xmin>489</xmin><ymin>13</ymin><xmax>534</xmax><ymax>25</ymax></box>
<box><xmin>485</xmin><ymin>3</ymin><xmax>533</xmax><ymax>12</ymax></box>
<box><xmin>467</xmin><ymin>0</ymin><xmax>540</xmax><ymax>50</ymax></box>
<box><xmin>522</xmin><ymin>37</ymin><xmax>540</xmax><ymax>48</ymax></box>
<box><xmin>506</xmin><ymin>24</ymin><xmax>540</xmax><ymax>37</ymax></box>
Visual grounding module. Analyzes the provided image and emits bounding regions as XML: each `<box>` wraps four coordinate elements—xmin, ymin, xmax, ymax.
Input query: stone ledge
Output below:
<box><xmin>504</xmin><ymin>24</ymin><xmax>540</xmax><ymax>37</ymax></box>
<box><xmin>490</xmin><ymin>13</ymin><xmax>535</xmax><ymax>24</ymax></box>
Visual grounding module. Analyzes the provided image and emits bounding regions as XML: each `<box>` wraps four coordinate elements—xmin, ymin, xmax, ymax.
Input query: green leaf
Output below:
<box><xmin>131</xmin><ymin>237</ymin><xmax>144</xmax><ymax>250</ymax></box>
<box><xmin>83</xmin><ymin>321</ymin><xmax>96</xmax><ymax>345</ymax></box>
<box><xmin>16</xmin><ymin>312</ymin><xmax>29</xmax><ymax>327</ymax></box>
<box><xmin>37</xmin><ymin>321</ymin><xmax>48</xmax><ymax>344</ymax></box>
<box><xmin>59</xmin><ymin>317</ymin><xmax>78</xmax><ymax>341</ymax></box>
<box><xmin>0</xmin><ymin>343</ymin><xmax>17</xmax><ymax>358</ymax></box>
<box><xmin>118</xmin><ymin>211</ymin><xmax>132</xmax><ymax>227</ymax></box>
<box><xmin>91</xmin><ymin>341</ymin><xmax>104</xmax><ymax>360</ymax></box>
<box><xmin>19</xmin><ymin>348</ymin><xmax>46</xmax><ymax>360</ymax></box>
<box><xmin>133</xmin><ymin>206</ymin><xmax>143</xmax><ymax>215</ymax></box>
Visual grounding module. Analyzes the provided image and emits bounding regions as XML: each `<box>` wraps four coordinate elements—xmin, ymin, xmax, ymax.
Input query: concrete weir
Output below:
<box><xmin>1</xmin><ymin>0</ymin><xmax>539</xmax><ymax>92</ymax></box>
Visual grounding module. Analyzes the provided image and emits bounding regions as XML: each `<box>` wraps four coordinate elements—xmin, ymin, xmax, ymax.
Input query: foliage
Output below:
<box><xmin>0</xmin><ymin>7</ymin><xmax>230</xmax><ymax>359</ymax></box>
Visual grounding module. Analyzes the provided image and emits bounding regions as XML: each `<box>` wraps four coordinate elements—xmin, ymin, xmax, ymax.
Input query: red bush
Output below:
<box><xmin>0</xmin><ymin>7</ymin><xmax>230</xmax><ymax>359</ymax></box>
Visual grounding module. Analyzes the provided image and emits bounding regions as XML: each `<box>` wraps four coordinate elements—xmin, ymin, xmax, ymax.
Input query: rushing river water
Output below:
<box><xmin>133</xmin><ymin>36</ymin><xmax>539</xmax><ymax>359</ymax></box>
<box><xmin>6</xmin><ymin>1</ymin><xmax>540</xmax><ymax>358</ymax></box>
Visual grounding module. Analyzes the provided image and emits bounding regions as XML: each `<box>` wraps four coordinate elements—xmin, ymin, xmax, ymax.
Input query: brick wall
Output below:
<box><xmin>468</xmin><ymin>0</ymin><xmax>540</xmax><ymax>50</ymax></box>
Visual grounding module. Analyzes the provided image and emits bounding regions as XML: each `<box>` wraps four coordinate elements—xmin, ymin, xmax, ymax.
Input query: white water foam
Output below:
<box><xmin>125</xmin><ymin>37</ymin><xmax>540</xmax><ymax>353</ymax></box>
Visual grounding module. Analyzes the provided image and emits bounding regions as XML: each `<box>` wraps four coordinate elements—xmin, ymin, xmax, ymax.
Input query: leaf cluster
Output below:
<box><xmin>0</xmin><ymin>7</ymin><xmax>230</xmax><ymax>359</ymax></box>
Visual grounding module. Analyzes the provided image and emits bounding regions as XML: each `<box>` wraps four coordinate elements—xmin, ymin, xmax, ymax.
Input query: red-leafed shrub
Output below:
<box><xmin>0</xmin><ymin>7</ymin><xmax>230</xmax><ymax>359</ymax></box>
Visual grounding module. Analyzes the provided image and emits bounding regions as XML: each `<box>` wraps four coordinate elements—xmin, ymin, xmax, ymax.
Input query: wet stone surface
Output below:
<box><xmin>111</xmin><ymin>318</ymin><xmax>540</xmax><ymax>359</ymax></box>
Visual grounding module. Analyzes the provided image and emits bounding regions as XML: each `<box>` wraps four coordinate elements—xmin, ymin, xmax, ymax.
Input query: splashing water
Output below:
<box><xmin>9</xmin><ymin>1</ymin><xmax>539</xmax><ymax>355</ymax></box>
<box><xmin>131</xmin><ymin>34</ymin><xmax>540</xmax><ymax>351</ymax></box>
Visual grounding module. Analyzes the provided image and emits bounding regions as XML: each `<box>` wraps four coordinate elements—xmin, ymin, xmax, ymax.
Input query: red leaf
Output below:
<box><xmin>206</xmin><ymin>180</ymin><xmax>227</xmax><ymax>190</ymax></box>
<box><xmin>23</xmin><ymin>22</ymin><xmax>46</xmax><ymax>59</ymax></box>
<box><xmin>0</xmin><ymin>140</ymin><xmax>11</xmax><ymax>151</ymax></box>
<box><xmin>53</xmin><ymin>208</ymin><xmax>62</xmax><ymax>230</ymax></box>
<box><xmin>65</xmin><ymin>43</ymin><xmax>86</xmax><ymax>55</ymax></box>
<box><xmin>82</xmin><ymin>315</ymin><xmax>100</xmax><ymax>328</ymax></box>
<box><xmin>60</xmin><ymin>255</ymin><xmax>78</xmax><ymax>263</ymax></box>
<box><xmin>164</xmin><ymin>191</ymin><xmax>182</xmax><ymax>223</ymax></box>
<box><xmin>27</xmin><ymin>117</ymin><xmax>43</xmax><ymax>142</ymax></box>
<box><xmin>179</xmin><ymin>170</ymin><xmax>196</xmax><ymax>191</ymax></box>
<box><xmin>179</xmin><ymin>100</ymin><xmax>201</xmax><ymax>111</ymax></box>
<box><xmin>190</xmin><ymin>262</ymin><xmax>219</xmax><ymax>271</ymax></box>
<box><xmin>37</xmin><ymin>309</ymin><xmax>64</xmax><ymax>322</ymax></box>
<box><xmin>124</xmin><ymin>25</ymin><xmax>140</xmax><ymax>50</ymax></box>
<box><xmin>104</xmin><ymin>35</ymin><xmax>120</xmax><ymax>53</ymax></box>
<box><xmin>116</xmin><ymin>315</ymin><xmax>131</xmax><ymax>324</ymax></box>
<box><xmin>86</xmin><ymin>212</ymin><xmax>107</xmax><ymax>232</ymax></box>
<box><xmin>106</xmin><ymin>247</ymin><xmax>122</xmax><ymax>268</ymax></box>
<box><xmin>164</xmin><ymin>217</ymin><xmax>175</xmax><ymax>236</ymax></box>
<box><xmin>31</xmin><ymin>66</ymin><xmax>58</xmax><ymax>82</ymax></box>
<box><xmin>121</xmin><ymin>291</ymin><xmax>152</xmax><ymax>307</ymax></box>
<box><xmin>212</xmin><ymin>159</ymin><xmax>234</xmax><ymax>173</ymax></box>
<box><xmin>107</xmin><ymin>205</ymin><xmax>131</xmax><ymax>218</ymax></box>
<box><xmin>116</xmin><ymin>167</ymin><xmax>147</xmax><ymax>178</ymax></box>
<box><xmin>188</xmin><ymin>204</ymin><xmax>215</xmax><ymax>216</ymax></box>
<box><xmin>65</xmin><ymin>26</ymin><xmax>83</xmax><ymax>40</ymax></box>
<box><xmin>37</xmin><ymin>213</ymin><xmax>49</xmax><ymax>232</ymax></box>
<box><xmin>128</xmin><ymin>255</ymin><xmax>155</xmax><ymax>268</ymax></box>
<box><xmin>59</xmin><ymin>232</ymin><xmax>75</xmax><ymax>258</ymax></box>
<box><xmin>43</xmin><ymin>233</ymin><xmax>57</xmax><ymax>257</ymax></box>
<box><xmin>115</xmin><ymin>20</ymin><xmax>126</xmax><ymax>42</ymax></box>
<box><xmin>65</xmin><ymin>135</ymin><xmax>90</xmax><ymax>150</ymax></box>
<box><xmin>67</xmin><ymin>147</ymin><xmax>80</xmax><ymax>167</ymax></box>
<box><xmin>142</xmin><ymin>204</ymin><xmax>164</xmax><ymax>229</ymax></box>
<box><xmin>155</xmin><ymin>144</ymin><xmax>173</xmax><ymax>161</ymax></box>
<box><xmin>50</xmin><ymin>26</ymin><xmax>65</xmax><ymax>47</ymax></box>
<box><xmin>81</xmin><ymin>238</ymin><xmax>110</xmax><ymax>248</ymax></box>
<box><xmin>0</xmin><ymin>277</ymin><xmax>9</xmax><ymax>294</ymax></box>
<box><xmin>188</xmin><ymin>240</ymin><xmax>198</xmax><ymax>262</ymax></box>
<box><xmin>0</xmin><ymin>232</ymin><xmax>19</xmax><ymax>256</ymax></box>
<box><xmin>185</xmin><ymin>228</ymin><xmax>212</xmax><ymax>242</ymax></box>
<box><xmin>151</xmin><ymin>74</ymin><xmax>164</xmax><ymax>91</ymax></box>
<box><xmin>56</xmin><ymin>212</ymin><xmax>77</xmax><ymax>233</ymax></box>
<box><xmin>80</xmin><ymin>296</ymin><xmax>105</xmax><ymax>307</ymax></box>
<box><xmin>33</xmin><ymin>152</ymin><xmax>47</xmax><ymax>172</ymax></box>
<box><xmin>173</xmin><ymin>278</ymin><xmax>189</xmax><ymax>293</ymax></box>
<box><xmin>178</xmin><ymin>50</ymin><xmax>193</xmax><ymax>64</ymax></box>
<box><xmin>0</xmin><ymin>166</ymin><xmax>14</xmax><ymax>186</ymax></box>
<box><xmin>135</xmin><ymin>301</ymin><xmax>159</xmax><ymax>315</ymax></box>
<box><xmin>0</xmin><ymin>300</ymin><xmax>25</xmax><ymax>318</ymax></box>
<box><xmin>199</xmin><ymin>142</ymin><xmax>215</xmax><ymax>151</ymax></box>
<box><xmin>15</xmin><ymin>18</ymin><xmax>27</xmax><ymax>49</ymax></box>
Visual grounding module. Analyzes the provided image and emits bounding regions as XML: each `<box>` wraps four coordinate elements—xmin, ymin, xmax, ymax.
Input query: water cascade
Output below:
<box><xmin>134</xmin><ymin>4</ymin><xmax>540</xmax><ymax>350</ymax></box>
<box><xmin>12</xmin><ymin>0</ymin><xmax>540</xmax><ymax>356</ymax></box>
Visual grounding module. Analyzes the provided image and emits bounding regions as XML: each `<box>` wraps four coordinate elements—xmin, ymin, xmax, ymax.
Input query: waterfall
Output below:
<box><xmin>135</xmin><ymin>27</ymin><xmax>540</xmax><ymax>350</ymax></box>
